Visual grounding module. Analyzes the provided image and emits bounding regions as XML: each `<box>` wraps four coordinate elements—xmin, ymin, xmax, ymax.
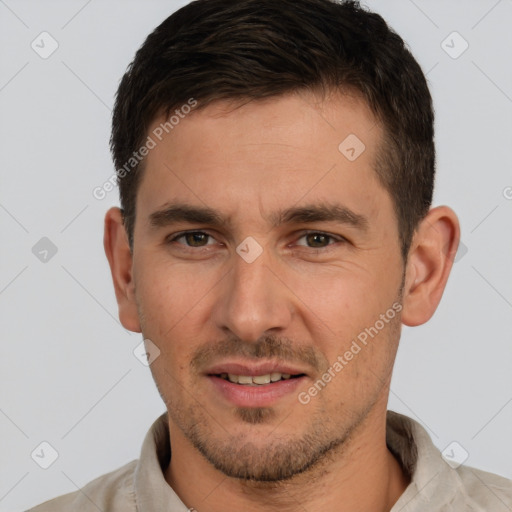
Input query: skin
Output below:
<box><xmin>104</xmin><ymin>89</ymin><xmax>460</xmax><ymax>511</ymax></box>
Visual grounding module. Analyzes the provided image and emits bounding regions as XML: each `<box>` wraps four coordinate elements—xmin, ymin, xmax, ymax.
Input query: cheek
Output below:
<box><xmin>137</xmin><ymin>254</ymin><xmax>215</xmax><ymax>319</ymax></box>
<box><xmin>136</xmin><ymin>275</ymin><xmax>197</xmax><ymax>389</ymax></box>
<box><xmin>289</xmin><ymin>266</ymin><xmax>392</xmax><ymax>331</ymax></box>
<box><xmin>288</xmin><ymin>265</ymin><xmax>402</xmax><ymax>373</ymax></box>
<box><xmin>134</xmin><ymin>255</ymin><xmax>226</xmax><ymax>366</ymax></box>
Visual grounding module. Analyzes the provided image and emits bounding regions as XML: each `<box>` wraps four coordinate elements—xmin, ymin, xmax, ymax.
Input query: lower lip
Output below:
<box><xmin>208</xmin><ymin>375</ymin><xmax>306</xmax><ymax>407</ymax></box>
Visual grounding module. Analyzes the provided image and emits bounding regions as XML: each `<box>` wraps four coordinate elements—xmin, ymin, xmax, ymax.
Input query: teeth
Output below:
<box><xmin>253</xmin><ymin>374</ymin><xmax>271</xmax><ymax>385</ymax></box>
<box><xmin>221</xmin><ymin>373</ymin><xmax>294</xmax><ymax>385</ymax></box>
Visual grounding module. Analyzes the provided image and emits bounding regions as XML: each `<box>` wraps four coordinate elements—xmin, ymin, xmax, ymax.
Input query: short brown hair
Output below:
<box><xmin>111</xmin><ymin>0</ymin><xmax>435</xmax><ymax>259</ymax></box>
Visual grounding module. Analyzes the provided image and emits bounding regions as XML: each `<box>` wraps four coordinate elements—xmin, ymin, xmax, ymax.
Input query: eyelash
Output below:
<box><xmin>166</xmin><ymin>230</ymin><xmax>346</xmax><ymax>251</ymax></box>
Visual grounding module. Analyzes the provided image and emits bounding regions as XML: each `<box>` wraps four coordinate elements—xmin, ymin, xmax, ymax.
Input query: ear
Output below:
<box><xmin>103</xmin><ymin>207</ymin><xmax>141</xmax><ymax>332</ymax></box>
<box><xmin>401</xmin><ymin>206</ymin><xmax>460</xmax><ymax>326</ymax></box>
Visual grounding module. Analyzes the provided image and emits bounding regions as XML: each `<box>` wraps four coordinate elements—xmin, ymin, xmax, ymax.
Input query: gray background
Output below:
<box><xmin>1</xmin><ymin>0</ymin><xmax>511</xmax><ymax>510</ymax></box>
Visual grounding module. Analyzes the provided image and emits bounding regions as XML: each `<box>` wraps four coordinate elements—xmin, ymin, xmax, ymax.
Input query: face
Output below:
<box><xmin>129</xmin><ymin>90</ymin><xmax>405</xmax><ymax>481</ymax></box>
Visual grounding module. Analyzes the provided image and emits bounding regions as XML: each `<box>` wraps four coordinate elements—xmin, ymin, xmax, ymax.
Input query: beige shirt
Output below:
<box><xmin>27</xmin><ymin>411</ymin><xmax>512</xmax><ymax>511</ymax></box>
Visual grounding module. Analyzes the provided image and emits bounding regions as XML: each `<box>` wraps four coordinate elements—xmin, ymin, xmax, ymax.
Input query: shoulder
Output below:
<box><xmin>454</xmin><ymin>464</ymin><xmax>512</xmax><ymax>510</ymax></box>
<box><xmin>26</xmin><ymin>459</ymin><xmax>138</xmax><ymax>512</ymax></box>
<box><xmin>386</xmin><ymin>411</ymin><xmax>512</xmax><ymax>511</ymax></box>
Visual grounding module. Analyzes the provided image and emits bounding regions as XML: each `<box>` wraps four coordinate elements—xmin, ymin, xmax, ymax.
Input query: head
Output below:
<box><xmin>105</xmin><ymin>0</ymin><xmax>459</xmax><ymax>483</ymax></box>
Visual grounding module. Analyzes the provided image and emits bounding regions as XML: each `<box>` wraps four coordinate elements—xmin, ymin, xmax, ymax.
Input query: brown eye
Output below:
<box><xmin>295</xmin><ymin>231</ymin><xmax>341</xmax><ymax>249</ymax></box>
<box><xmin>184</xmin><ymin>232</ymin><xmax>209</xmax><ymax>247</ymax></box>
<box><xmin>168</xmin><ymin>231</ymin><xmax>214</xmax><ymax>247</ymax></box>
<box><xmin>305</xmin><ymin>233</ymin><xmax>330</xmax><ymax>248</ymax></box>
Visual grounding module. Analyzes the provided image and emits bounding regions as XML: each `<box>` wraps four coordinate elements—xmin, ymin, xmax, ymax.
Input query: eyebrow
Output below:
<box><xmin>270</xmin><ymin>203</ymin><xmax>369</xmax><ymax>231</ymax></box>
<box><xmin>148</xmin><ymin>202</ymin><xmax>369</xmax><ymax>232</ymax></box>
<box><xmin>149</xmin><ymin>203</ymin><xmax>225</xmax><ymax>229</ymax></box>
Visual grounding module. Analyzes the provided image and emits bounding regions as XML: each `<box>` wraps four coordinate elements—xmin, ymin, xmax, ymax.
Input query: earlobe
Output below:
<box><xmin>103</xmin><ymin>207</ymin><xmax>141</xmax><ymax>333</ymax></box>
<box><xmin>401</xmin><ymin>206</ymin><xmax>460</xmax><ymax>327</ymax></box>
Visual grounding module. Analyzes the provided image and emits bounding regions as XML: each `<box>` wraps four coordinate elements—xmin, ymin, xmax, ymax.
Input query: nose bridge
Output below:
<box><xmin>213</xmin><ymin>244</ymin><xmax>292</xmax><ymax>341</ymax></box>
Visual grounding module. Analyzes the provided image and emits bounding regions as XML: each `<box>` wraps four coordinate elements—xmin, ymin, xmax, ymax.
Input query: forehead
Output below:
<box><xmin>136</xmin><ymin>90</ymin><xmax>388</xmax><ymax>228</ymax></box>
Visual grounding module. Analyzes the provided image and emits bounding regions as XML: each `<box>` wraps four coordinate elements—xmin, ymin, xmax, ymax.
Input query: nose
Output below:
<box><xmin>210</xmin><ymin>245</ymin><xmax>294</xmax><ymax>342</ymax></box>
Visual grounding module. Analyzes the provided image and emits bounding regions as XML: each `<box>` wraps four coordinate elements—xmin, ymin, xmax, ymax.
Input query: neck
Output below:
<box><xmin>164</xmin><ymin>402</ymin><xmax>410</xmax><ymax>512</ymax></box>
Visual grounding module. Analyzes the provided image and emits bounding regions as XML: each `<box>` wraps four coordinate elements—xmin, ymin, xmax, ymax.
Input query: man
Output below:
<box><xmin>28</xmin><ymin>0</ymin><xmax>512</xmax><ymax>510</ymax></box>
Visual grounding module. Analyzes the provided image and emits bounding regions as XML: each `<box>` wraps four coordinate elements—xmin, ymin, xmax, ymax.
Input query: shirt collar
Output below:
<box><xmin>387</xmin><ymin>410</ymin><xmax>460</xmax><ymax>511</ymax></box>
<box><xmin>134</xmin><ymin>411</ymin><xmax>187</xmax><ymax>511</ymax></box>
<box><xmin>133</xmin><ymin>410</ymin><xmax>460</xmax><ymax>511</ymax></box>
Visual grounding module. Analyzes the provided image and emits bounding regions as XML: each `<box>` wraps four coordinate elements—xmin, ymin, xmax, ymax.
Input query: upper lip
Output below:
<box><xmin>205</xmin><ymin>361</ymin><xmax>309</xmax><ymax>377</ymax></box>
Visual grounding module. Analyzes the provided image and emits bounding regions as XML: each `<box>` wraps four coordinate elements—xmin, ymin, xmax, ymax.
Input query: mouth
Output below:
<box><xmin>205</xmin><ymin>362</ymin><xmax>309</xmax><ymax>407</ymax></box>
<box><xmin>213</xmin><ymin>372</ymin><xmax>304</xmax><ymax>385</ymax></box>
